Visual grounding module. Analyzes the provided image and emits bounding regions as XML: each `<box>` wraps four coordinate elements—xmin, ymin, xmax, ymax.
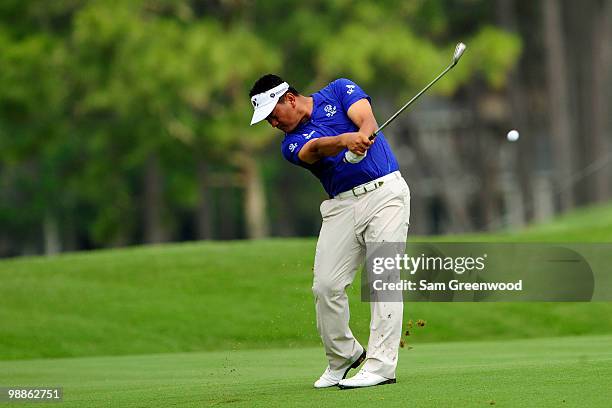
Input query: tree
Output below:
<box><xmin>542</xmin><ymin>0</ymin><xmax>575</xmax><ymax>211</ymax></box>
<box><xmin>0</xmin><ymin>28</ymin><xmax>73</xmax><ymax>254</ymax></box>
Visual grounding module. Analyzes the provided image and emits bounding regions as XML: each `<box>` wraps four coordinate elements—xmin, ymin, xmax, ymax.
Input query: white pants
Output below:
<box><xmin>313</xmin><ymin>172</ymin><xmax>410</xmax><ymax>379</ymax></box>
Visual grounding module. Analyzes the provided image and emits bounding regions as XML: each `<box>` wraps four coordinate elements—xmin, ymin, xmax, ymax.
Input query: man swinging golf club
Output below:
<box><xmin>249</xmin><ymin>74</ymin><xmax>410</xmax><ymax>389</ymax></box>
<box><xmin>248</xmin><ymin>44</ymin><xmax>465</xmax><ymax>390</ymax></box>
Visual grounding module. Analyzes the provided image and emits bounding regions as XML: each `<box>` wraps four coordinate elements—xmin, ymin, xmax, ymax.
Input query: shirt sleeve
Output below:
<box><xmin>331</xmin><ymin>78</ymin><xmax>371</xmax><ymax>113</ymax></box>
<box><xmin>281</xmin><ymin>133</ymin><xmax>311</xmax><ymax>167</ymax></box>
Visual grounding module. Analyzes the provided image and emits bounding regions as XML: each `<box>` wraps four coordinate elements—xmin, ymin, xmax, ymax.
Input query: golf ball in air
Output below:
<box><xmin>507</xmin><ymin>129</ymin><xmax>519</xmax><ymax>142</ymax></box>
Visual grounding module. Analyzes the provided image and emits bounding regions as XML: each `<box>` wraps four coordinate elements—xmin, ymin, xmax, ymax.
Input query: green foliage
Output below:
<box><xmin>69</xmin><ymin>1</ymin><xmax>279</xmax><ymax>242</ymax></box>
<box><xmin>317</xmin><ymin>23</ymin><xmax>521</xmax><ymax>101</ymax></box>
<box><xmin>0</xmin><ymin>0</ymin><xmax>523</xmax><ymax>250</ymax></box>
<box><xmin>0</xmin><ymin>26</ymin><xmax>73</xmax><ymax>244</ymax></box>
<box><xmin>0</xmin><ymin>32</ymin><xmax>67</xmax><ymax>157</ymax></box>
<box><xmin>467</xmin><ymin>25</ymin><xmax>523</xmax><ymax>88</ymax></box>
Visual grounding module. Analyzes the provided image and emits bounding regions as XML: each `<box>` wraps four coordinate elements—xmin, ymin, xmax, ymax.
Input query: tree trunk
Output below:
<box><xmin>143</xmin><ymin>152</ymin><xmax>166</xmax><ymax>243</ymax></box>
<box><xmin>43</xmin><ymin>211</ymin><xmax>61</xmax><ymax>255</ymax></box>
<box><xmin>413</xmin><ymin>128</ymin><xmax>472</xmax><ymax>233</ymax></box>
<box><xmin>236</xmin><ymin>153</ymin><xmax>269</xmax><ymax>239</ymax></box>
<box><xmin>496</xmin><ymin>0</ymin><xmax>534</xmax><ymax>223</ymax></box>
<box><xmin>543</xmin><ymin>0</ymin><xmax>575</xmax><ymax>211</ymax></box>
<box><xmin>196</xmin><ymin>159</ymin><xmax>213</xmax><ymax>240</ymax></box>
<box><xmin>63</xmin><ymin>215</ymin><xmax>78</xmax><ymax>252</ymax></box>
<box><xmin>588</xmin><ymin>0</ymin><xmax>612</xmax><ymax>201</ymax></box>
<box><xmin>217</xmin><ymin>187</ymin><xmax>238</xmax><ymax>239</ymax></box>
<box><xmin>273</xmin><ymin>170</ymin><xmax>297</xmax><ymax>236</ymax></box>
<box><xmin>0</xmin><ymin>234</ymin><xmax>10</xmax><ymax>257</ymax></box>
<box><xmin>533</xmin><ymin>174</ymin><xmax>555</xmax><ymax>222</ymax></box>
<box><xmin>469</xmin><ymin>84</ymin><xmax>500</xmax><ymax>230</ymax></box>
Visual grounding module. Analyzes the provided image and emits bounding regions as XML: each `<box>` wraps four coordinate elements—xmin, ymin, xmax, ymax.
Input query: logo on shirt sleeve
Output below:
<box><xmin>302</xmin><ymin>130</ymin><xmax>316</xmax><ymax>139</ymax></box>
<box><xmin>346</xmin><ymin>85</ymin><xmax>355</xmax><ymax>95</ymax></box>
<box><xmin>288</xmin><ymin>142</ymin><xmax>298</xmax><ymax>152</ymax></box>
<box><xmin>324</xmin><ymin>104</ymin><xmax>337</xmax><ymax>117</ymax></box>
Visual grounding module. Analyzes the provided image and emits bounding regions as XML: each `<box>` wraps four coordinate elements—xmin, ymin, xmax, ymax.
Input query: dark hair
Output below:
<box><xmin>249</xmin><ymin>74</ymin><xmax>300</xmax><ymax>100</ymax></box>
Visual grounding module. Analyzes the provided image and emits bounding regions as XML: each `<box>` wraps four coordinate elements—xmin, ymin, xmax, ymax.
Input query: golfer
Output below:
<box><xmin>249</xmin><ymin>74</ymin><xmax>410</xmax><ymax>389</ymax></box>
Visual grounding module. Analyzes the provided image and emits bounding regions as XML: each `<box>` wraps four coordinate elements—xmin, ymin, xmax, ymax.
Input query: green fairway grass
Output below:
<box><xmin>1</xmin><ymin>335</ymin><xmax>610</xmax><ymax>407</ymax></box>
<box><xmin>434</xmin><ymin>201</ymin><xmax>612</xmax><ymax>242</ymax></box>
<box><xmin>1</xmin><ymin>203</ymin><xmax>612</xmax><ymax>360</ymax></box>
<box><xmin>1</xmin><ymin>241</ymin><xmax>612</xmax><ymax>360</ymax></box>
<box><xmin>1</xmin><ymin>203</ymin><xmax>612</xmax><ymax>407</ymax></box>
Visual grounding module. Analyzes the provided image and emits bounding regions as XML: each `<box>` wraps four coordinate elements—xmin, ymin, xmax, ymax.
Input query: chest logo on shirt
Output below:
<box><xmin>324</xmin><ymin>104</ymin><xmax>337</xmax><ymax>117</ymax></box>
<box><xmin>302</xmin><ymin>130</ymin><xmax>316</xmax><ymax>139</ymax></box>
<box><xmin>288</xmin><ymin>143</ymin><xmax>298</xmax><ymax>152</ymax></box>
<box><xmin>346</xmin><ymin>85</ymin><xmax>355</xmax><ymax>95</ymax></box>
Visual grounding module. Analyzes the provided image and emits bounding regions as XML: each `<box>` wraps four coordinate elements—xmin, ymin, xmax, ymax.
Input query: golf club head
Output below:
<box><xmin>452</xmin><ymin>42</ymin><xmax>467</xmax><ymax>65</ymax></box>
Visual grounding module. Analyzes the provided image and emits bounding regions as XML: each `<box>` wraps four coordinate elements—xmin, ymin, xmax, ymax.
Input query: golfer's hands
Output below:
<box><xmin>343</xmin><ymin>132</ymin><xmax>373</xmax><ymax>155</ymax></box>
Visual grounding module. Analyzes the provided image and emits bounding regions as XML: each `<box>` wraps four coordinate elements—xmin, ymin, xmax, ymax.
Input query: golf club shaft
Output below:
<box><xmin>344</xmin><ymin>42</ymin><xmax>465</xmax><ymax>163</ymax></box>
<box><xmin>369</xmin><ymin>61</ymin><xmax>457</xmax><ymax>140</ymax></box>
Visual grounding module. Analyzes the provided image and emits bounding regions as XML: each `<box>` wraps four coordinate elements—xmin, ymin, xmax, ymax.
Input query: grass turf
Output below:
<box><xmin>1</xmin><ymin>334</ymin><xmax>610</xmax><ymax>407</ymax></box>
<box><xmin>1</xmin><ymin>203</ymin><xmax>612</xmax><ymax>360</ymax></box>
<box><xmin>2</xmin><ymin>239</ymin><xmax>612</xmax><ymax>360</ymax></box>
<box><xmin>2</xmin><ymin>203</ymin><xmax>612</xmax><ymax>406</ymax></box>
<box><xmin>431</xmin><ymin>201</ymin><xmax>612</xmax><ymax>242</ymax></box>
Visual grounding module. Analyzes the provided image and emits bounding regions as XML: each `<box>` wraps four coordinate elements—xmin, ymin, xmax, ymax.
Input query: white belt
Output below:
<box><xmin>335</xmin><ymin>171</ymin><xmax>401</xmax><ymax>199</ymax></box>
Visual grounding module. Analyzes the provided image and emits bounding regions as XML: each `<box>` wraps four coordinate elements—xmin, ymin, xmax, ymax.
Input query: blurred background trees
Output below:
<box><xmin>1</xmin><ymin>0</ymin><xmax>610</xmax><ymax>257</ymax></box>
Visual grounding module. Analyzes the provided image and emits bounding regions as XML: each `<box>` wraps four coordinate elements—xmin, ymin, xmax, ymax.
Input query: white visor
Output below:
<box><xmin>250</xmin><ymin>82</ymin><xmax>290</xmax><ymax>125</ymax></box>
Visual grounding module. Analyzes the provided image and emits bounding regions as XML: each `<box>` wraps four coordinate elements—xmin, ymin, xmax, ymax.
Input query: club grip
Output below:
<box><xmin>343</xmin><ymin>132</ymin><xmax>377</xmax><ymax>164</ymax></box>
<box><xmin>344</xmin><ymin>150</ymin><xmax>367</xmax><ymax>163</ymax></box>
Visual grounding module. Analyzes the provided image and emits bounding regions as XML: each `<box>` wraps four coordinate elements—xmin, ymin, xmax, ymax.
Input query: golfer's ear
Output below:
<box><xmin>285</xmin><ymin>92</ymin><xmax>297</xmax><ymax>107</ymax></box>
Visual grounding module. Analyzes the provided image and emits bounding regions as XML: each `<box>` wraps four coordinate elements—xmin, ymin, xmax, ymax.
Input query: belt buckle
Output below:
<box><xmin>365</xmin><ymin>181</ymin><xmax>383</xmax><ymax>192</ymax></box>
<box><xmin>352</xmin><ymin>180</ymin><xmax>384</xmax><ymax>197</ymax></box>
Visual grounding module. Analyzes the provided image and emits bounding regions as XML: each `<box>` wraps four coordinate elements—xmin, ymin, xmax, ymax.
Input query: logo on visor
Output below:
<box><xmin>252</xmin><ymin>100</ymin><xmax>258</xmax><ymax>108</ymax></box>
<box><xmin>270</xmin><ymin>93</ymin><xmax>275</xmax><ymax>98</ymax></box>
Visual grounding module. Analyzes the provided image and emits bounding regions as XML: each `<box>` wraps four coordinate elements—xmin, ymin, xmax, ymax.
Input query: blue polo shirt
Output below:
<box><xmin>281</xmin><ymin>78</ymin><xmax>399</xmax><ymax>197</ymax></box>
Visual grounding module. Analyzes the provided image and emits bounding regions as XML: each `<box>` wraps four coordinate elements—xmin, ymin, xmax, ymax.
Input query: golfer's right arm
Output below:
<box><xmin>298</xmin><ymin>133</ymin><xmax>372</xmax><ymax>164</ymax></box>
<box><xmin>298</xmin><ymin>99</ymin><xmax>377</xmax><ymax>164</ymax></box>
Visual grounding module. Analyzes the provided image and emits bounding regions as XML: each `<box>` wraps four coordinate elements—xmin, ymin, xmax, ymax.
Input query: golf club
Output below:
<box><xmin>344</xmin><ymin>42</ymin><xmax>467</xmax><ymax>163</ymax></box>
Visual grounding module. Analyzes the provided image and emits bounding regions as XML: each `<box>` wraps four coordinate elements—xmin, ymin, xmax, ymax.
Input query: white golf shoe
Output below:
<box><xmin>313</xmin><ymin>367</ymin><xmax>344</xmax><ymax>388</ymax></box>
<box><xmin>313</xmin><ymin>350</ymin><xmax>366</xmax><ymax>388</ymax></box>
<box><xmin>338</xmin><ymin>368</ymin><xmax>396</xmax><ymax>389</ymax></box>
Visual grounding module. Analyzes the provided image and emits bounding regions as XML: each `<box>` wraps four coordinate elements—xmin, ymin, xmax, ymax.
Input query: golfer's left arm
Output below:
<box><xmin>346</xmin><ymin>98</ymin><xmax>378</xmax><ymax>140</ymax></box>
<box><xmin>298</xmin><ymin>99</ymin><xmax>378</xmax><ymax>164</ymax></box>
